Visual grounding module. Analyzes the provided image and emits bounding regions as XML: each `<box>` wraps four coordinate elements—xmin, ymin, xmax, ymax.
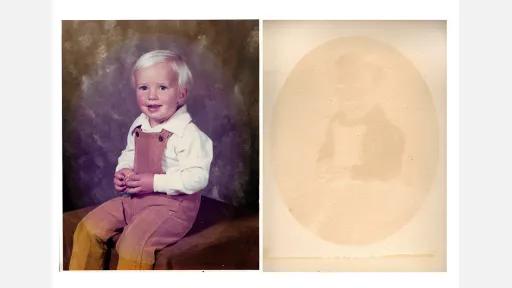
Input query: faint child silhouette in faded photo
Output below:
<box><xmin>315</xmin><ymin>52</ymin><xmax>405</xmax><ymax>185</ymax></box>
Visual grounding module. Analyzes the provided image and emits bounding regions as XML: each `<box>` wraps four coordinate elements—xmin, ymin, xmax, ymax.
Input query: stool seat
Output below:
<box><xmin>62</xmin><ymin>196</ymin><xmax>258</xmax><ymax>270</ymax></box>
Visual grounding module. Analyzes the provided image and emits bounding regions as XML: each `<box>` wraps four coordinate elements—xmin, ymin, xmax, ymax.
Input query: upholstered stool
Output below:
<box><xmin>63</xmin><ymin>196</ymin><xmax>258</xmax><ymax>270</ymax></box>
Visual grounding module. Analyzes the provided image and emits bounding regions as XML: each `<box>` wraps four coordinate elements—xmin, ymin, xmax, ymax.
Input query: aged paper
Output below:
<box><xmin>263</xmin><ymin>21</ymin><xmax>446</xmax><ymax>271</ymax></box>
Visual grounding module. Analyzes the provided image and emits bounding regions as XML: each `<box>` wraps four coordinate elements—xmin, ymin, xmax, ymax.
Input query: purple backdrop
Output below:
<box><xmin>62</xmin><ymin>20</ymin><xmax>259</xmax><ymax>212</ymax></box>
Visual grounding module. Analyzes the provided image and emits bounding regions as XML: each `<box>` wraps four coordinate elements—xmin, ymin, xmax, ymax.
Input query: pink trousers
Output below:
<box><xmin>69</xmin><ymin>193</ymin><xmax>200</xmax><ymax>270</ymax></box>
<box><xmin>69</xmin><ymin>127</ymin><xmax>201</xmax><ymax>270</ymax></box>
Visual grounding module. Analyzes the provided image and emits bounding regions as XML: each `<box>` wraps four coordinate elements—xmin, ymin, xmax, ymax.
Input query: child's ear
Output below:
<box><xmin>178</xmin><ymin>88</ymin><xmax>188</xmax><ymax>104</ymax></box>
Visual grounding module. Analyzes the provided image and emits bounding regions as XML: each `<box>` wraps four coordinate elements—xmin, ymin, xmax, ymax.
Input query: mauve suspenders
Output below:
<box><xmin>132</xmin><ymin>125</ymin><xmax>172</xmax><ymax>175</ymax></box>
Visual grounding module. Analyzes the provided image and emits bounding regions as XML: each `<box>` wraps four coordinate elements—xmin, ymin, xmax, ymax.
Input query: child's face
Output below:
<box><xmin>134</xmin><ymin>61</ymin><xmax>186</xmax><ymax>127</ymax></box>
<box><xmin>330</xmin><ymin>57</ymin><xmax>379</xmax><ymax>120</ymax></box>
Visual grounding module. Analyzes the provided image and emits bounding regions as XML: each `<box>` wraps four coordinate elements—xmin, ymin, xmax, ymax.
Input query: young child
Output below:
<box><xmin>69</xmin><ymin>50</ymin><xmax>213</xmax><ymax>270</ymax></box>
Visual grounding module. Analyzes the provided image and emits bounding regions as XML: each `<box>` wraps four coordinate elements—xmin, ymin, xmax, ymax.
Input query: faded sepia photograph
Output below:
<box><xmin>263</xmin><ymin>20</ymin><xmax>446</xmax><ymax>271</ymax></box>
<box><xmin>62</xmin><ymin>20</ymin><xmax>259</xmax><ymax>270</ymax></box>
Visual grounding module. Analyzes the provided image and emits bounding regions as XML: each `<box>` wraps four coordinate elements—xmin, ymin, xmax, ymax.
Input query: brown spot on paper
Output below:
<box><xmin>271</xmin><ymin>37</ymin><xmax>440</xmax><ymax>245</ymax></box>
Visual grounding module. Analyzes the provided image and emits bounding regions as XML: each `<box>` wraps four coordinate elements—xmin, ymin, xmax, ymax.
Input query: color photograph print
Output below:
<box><xmin>62</xmin><ymin>20</ymin><xmax>259</xmax><ymax>270</ymax></box>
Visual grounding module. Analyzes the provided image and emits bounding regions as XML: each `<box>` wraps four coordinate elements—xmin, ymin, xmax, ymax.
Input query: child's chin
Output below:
<box><xmin>147</xmin><ymin>115</ymin><xmax>172</xmax><ymax>125</ymax></box>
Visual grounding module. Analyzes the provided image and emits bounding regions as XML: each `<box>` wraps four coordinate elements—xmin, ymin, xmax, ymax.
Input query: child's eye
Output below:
<box><xmin>159</xmin><ymin>85</ymin><xmax>168</xmax><ymax>91</ymax></box>
<box><xmin>138</xmin><ymin>85</ymin><xmax>148</xmax><ymax>91</ymax></box>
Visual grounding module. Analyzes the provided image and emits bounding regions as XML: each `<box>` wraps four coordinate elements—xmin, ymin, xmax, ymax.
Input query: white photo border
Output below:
<box><xmin>51</xmin><ymin>0</ymin><xmax>459</xmax><ymax>287</ymax></box>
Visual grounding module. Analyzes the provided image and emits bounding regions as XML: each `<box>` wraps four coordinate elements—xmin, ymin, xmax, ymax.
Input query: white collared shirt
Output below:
<box><xmin>115</xmin><ymin>105</ymin><xmax>213</xmax><ymax>195</ymax></box>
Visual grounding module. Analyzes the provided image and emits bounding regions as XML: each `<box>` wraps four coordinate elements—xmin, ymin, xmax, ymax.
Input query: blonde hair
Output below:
<box><xmin>131</xmin><ymin>50</ymin><xmax>193</xmax><ymax>92</ymax></box>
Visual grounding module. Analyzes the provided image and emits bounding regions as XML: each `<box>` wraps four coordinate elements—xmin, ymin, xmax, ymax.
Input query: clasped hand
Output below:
<box><xmin>113</xmin><ymin>168</ymin><xmax>154</xmax><ymax>194</ymax></box>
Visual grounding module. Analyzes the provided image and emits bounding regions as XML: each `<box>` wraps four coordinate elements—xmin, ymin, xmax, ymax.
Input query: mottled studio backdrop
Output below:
<box><xmin>62</xmin><ymin>20</ymin><xmax>259</xmax><ymax>212</ymax></box>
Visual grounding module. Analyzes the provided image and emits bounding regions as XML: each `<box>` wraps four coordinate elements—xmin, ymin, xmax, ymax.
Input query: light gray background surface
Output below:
<box><xmin>1</xmin><ymin>0</ymin><xmax>512</xmax><ymax>287</ymax></box>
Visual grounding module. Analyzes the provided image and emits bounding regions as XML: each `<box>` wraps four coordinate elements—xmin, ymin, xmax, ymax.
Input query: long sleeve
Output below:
<box><xmin>114</xmin><ymin>119</ymin><xmax>139</xmax><ymax>172</ymax></box>
<box><xmin>153</xmin><ymin>123</ymin><xmax>213</xmax><ymax>195</ymax></box>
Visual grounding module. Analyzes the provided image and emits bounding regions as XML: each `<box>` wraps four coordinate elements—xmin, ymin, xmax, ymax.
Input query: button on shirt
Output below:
<box><xmin>115</xmin><ymin>105</ymin><xmax>213</xmax><ymax>195</ymax></box>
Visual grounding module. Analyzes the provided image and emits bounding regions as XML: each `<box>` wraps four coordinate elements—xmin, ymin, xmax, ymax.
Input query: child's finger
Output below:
<box><xmin>114</xmin><ymin>173</ymin><xmax>125</xmax><ymax>180</ymax></box>
<box><xmin>114</xmin><ymin>184</ymin><xmax>125</xmax><ymax>192</ymax></box>
<box><xmin>126</xmin><ymin>186</ymin><xmax>141</xmax><ymax>194</ymax></box>
<box><xmin>125</xmin><ymin>180</ymin><xmax>140</xmax><ymax>188</ymax></box>
<box><xmin>114</xmin><ymin>178</ymin><xmax>125</xmax><ymax>187</ymax></box>
<box><xmin>127</xmin><ymin>174</ymin><xmax>141</xmax><ymax>181</ymax></box>
<box><xmin>113</xmin><ymin>176</ymin><xmax>125</xmax><ymax>185</ymax></box>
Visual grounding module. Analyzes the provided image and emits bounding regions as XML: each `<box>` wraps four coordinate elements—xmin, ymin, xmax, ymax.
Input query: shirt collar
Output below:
<box><xmin>137</xmin><ymin>105</ymin><xmax>192</xmax><ymax>136</ymax></box>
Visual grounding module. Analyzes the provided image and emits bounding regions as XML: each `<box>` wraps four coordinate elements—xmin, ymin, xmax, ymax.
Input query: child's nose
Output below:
<box><xmin>148</xmin><ymin>88</ymin><xmax>158</xmax><ymax>100</ymax></box>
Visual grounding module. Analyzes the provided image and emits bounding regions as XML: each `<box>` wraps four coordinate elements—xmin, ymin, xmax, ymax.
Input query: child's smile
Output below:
<box><xmin>146</xmin><ymin>104</ymin><xmax>162</xmax><ymax>113</ymax></box>
<box><xmin>134</xmin><ymin>61</ymin><xmax>186</xmax><ymax>127</ymax></box>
